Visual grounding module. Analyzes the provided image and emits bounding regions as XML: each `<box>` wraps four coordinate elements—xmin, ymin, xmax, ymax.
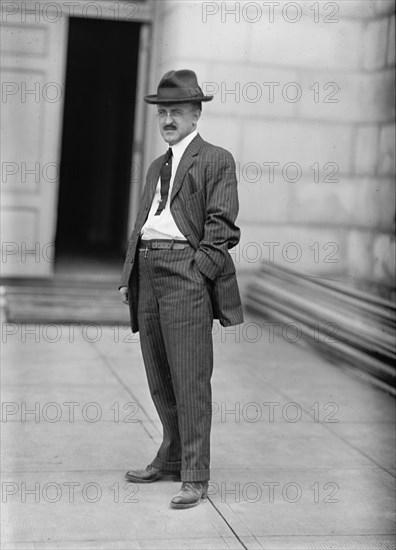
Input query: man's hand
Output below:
<box><xmin>119</xmin><ymin>287</ymin><xmax>129</xmax><ymax>305</ymax></box>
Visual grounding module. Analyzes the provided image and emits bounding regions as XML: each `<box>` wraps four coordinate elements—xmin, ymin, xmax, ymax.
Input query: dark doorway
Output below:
<box><xmin>55</xmin><ymin>16</ymin><xmax>141</xmax><ymax>265</ymax></box>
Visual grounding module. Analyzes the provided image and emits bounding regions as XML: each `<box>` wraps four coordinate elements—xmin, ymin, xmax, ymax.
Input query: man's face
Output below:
<box><xmin>157</xmin><ymin>103</ymin><xmax>200</xmax><ymax>145</ymax></box>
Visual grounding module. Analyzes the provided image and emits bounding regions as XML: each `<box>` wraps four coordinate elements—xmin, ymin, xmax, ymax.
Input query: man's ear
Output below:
<box><xmin>193</xmin><ymin>109</ymin><xmax>201</xmax><ymax>125</ymax></box>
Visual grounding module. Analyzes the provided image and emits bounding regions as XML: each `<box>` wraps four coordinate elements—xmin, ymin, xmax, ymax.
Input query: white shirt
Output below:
<box><xmin>141</xmin><ymin>129</ymin><xmax>198</xmax><ymax>240</ymax></box>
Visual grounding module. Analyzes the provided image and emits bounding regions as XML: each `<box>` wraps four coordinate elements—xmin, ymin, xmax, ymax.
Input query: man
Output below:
<box><xmin>119</xmin><ymin>69</ymin><xmax>243</xmax><ymax>509</ymax></box>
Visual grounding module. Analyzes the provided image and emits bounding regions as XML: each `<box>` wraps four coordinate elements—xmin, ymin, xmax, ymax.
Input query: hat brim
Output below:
<box><xmin>144</xmin><ymin>95</ymin><xmax>213</xmax><ymax>104</ymax></box>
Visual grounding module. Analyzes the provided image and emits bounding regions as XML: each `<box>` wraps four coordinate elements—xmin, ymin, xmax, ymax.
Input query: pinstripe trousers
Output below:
<box><xmin>137</xmin><ymin>244</ymin><xmax>214</xmax><ymax>482</ymax></box>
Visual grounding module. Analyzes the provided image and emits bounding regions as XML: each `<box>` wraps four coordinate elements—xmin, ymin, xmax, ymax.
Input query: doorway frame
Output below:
<box><xmin>0</xmin><ymin>1</ymin><xmax>154</xmax><ymax>278</ymax></box>
<box><xmin>127</xmin><ymin>22</ymin><xmax>151</xmax><ymax>236</ymax></box>
<box><xmin>57</xmin><ymin>0</ymin><xmax>154</xmax><ymax>244</ymax></box>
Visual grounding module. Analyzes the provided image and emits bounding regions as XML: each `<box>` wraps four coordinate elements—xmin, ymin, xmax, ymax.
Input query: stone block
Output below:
<box><xmin>355</xmin><ymin>69</ymin><xmax>395</xmax><ymax>122</ymax></box>
<box><xmin>378</xmin><ymin>123</ymin><xmax>396</xmax><ymax>175</ymax></box>
<box><xmin>290</xmin><ymin>178</ymin><xmax>360</xmax><ymax>226</ymax></box>
<box><xmin>289</xmin><ymin>176</ymin><xmax>395</xmax><ymax>230</ymax></box>
<box><xmin>248</xmin><ymin>16</ymin><xmax>363</xmax><ymax>70</ymax></box>
<box><xmin>236</xmin><ymin>223</ymin><xmax>346</xmax><ymax>276</ymax></box>
<box><xmin>237</xmin><ymin>171</ymin><xmax>394</xmax><ymax>232</ymax></box>
<box><xmin>362</xmin><ymin>17</ymin><xmax>389</xmax><ymax>70</ymax></box>
<box><xmin>372</xmin><ymin>232</ymin><xmax>396</xmax><ymax>285</ymax></box>
<box><xmin>339</xmin><ymin>1</ymin><xmax>376</xmax><ymax>18</ymax></box>
<box><xmin>238</xmin><ymin>178</ymin><xmax>292</xmax><ymax>224</ymax></box>
<box><xmin>0</xmin><ymin>209</ymin><xmax>54</xmax><ymax>278</ymax></box>
<box><xmin>162</xmin><ymin>1</ymin><xmax>248</xmax><ymax>63</ymax></box>
<box><xmin>202</xmin><ymin>63</ymin><xmax>298</xmax><ymax>119</ymax></box>
<box><xmin>241</xmin><ymin>119</ymin><xmax>354</xmax><ymax>174</ymax></box>
<box><xmin>345</xmin><ymin>230</ymin><xmax>374</xmax><ymax>279</ymax></box>
<box><xmin>387</xmin><ymin>14</ymin><xmax>395</xmax><ymax>66</ymax></box>
<box><xmin>357</xmin><ymin>177</ymin><xmax>396</xmax><ymax>230</ymax></box>
<box><xmin>374</xmin><ymin>0</ymin><xmax>396</xmax><ymax>15</ymax></box>
<box><xmin>199</xmin><ymin>114</ymin><xmax>241</xmax><ymax>157</ymax></box>
<box><xmin>296</xmin><ymin>72</ymin><xmax>345</xmax><ymax>122</ymax></box>
<box><xmin>298</xmin><ymin>70</ymin><xmax>395</xmax><ymax>123</ymax></box>
<box><xmin>353</xmin><ymin>125</ymin><xmax>379</xmax><ymax>175</ymax></box>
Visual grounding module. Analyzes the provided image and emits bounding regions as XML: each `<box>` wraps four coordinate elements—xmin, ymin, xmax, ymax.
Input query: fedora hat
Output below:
<box><xmin>144</xmin><ymin>69</ymin><xmax>213</xmax><ymax>104</ymax></box>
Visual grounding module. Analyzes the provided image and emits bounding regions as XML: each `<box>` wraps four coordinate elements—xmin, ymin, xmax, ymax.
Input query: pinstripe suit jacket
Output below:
<box><xmin>119</xmin><ymin>133</ymin><xmax>244</xmax><ymax>333</ymax></box>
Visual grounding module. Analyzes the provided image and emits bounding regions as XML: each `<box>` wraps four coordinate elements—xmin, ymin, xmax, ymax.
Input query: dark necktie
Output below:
<box><xmin>155</xmin><ymin>147</ymin><xmax>173</xmax><ymax>215</ymax></box>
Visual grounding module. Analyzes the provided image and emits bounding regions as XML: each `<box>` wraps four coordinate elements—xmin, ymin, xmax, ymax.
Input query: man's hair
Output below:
<box><xmin>190</xmin><ymin>101</ymin><xmax>202</xmax><ymax>112</ymax></box>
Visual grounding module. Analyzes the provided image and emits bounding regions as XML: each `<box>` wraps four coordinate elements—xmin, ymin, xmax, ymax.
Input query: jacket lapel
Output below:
<box><xmin>170</xmin><ymin>134</ymin><xmax>203</xmax><ymax>204</ymax></box>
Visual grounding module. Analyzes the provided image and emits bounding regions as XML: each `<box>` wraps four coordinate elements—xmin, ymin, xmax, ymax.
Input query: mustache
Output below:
<box><xmin>164</xmin><ymin>125</ymin><xmax>177</xmax><ymax>130</ymax></box>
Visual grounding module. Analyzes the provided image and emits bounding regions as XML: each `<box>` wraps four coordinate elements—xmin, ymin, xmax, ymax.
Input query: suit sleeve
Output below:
<box><xmin>194</xmin><ymin>148</ymin><xmax>240</xmax><ymax>281</ymax></box>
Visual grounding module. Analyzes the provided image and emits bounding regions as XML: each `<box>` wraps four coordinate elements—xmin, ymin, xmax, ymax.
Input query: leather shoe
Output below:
<box><xmin>170</xmin><ymin>481</ymin><xmax>208</xmax><ymax>509</ymax></box>
<box><xmin>125</xmin><ymin>464</ymin><xmax>180</xmax><ymax>483</ymax></box>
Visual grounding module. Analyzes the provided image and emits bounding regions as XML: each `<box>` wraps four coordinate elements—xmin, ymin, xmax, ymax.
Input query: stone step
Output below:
<box><xmin>245</xmin><ymin>262</ymin><xmax>395</xmax><ymax>393</ymax></box>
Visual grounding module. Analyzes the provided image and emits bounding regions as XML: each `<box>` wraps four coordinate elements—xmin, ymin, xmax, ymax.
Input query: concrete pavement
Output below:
<box><xmin>1</xmin><ymin>309</ymin><xmax>395</xmax><ymax>549</ymax></box>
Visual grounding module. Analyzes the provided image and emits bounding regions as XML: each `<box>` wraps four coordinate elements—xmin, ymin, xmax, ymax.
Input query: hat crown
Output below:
<box><xmin>159</xmin><ymin>69</ymin><xmax>201</xmax><ymax>94</ymax></box>
<box><xmin>144</xmin><ymin>69</ymin><xmax>213</xmax><ymax>104</ymax></box>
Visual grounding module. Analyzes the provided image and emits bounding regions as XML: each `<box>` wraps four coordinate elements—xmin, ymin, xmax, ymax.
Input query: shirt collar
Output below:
<box><xmin>170</xmin><ymin>129</ymin><xmax>198</xmax><ymax>160</ymax></box>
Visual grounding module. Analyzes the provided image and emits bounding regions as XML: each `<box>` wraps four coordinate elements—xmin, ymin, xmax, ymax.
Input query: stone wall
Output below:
<box><xmin>146</xmin><ymin>0</ymin><xmax>395</xmax><ymax>289</ymax></box>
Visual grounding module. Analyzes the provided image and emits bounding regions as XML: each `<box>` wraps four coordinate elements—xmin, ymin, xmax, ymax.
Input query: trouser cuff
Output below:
<box><xmin>150</xmin><ymin>456</ymin><xmax>181</xmax><ymax>471</ymax></box>
<box><xmin>181</xmin><ymin>469</ymin><xmax>210</xmax><ymax>482</ymax></box>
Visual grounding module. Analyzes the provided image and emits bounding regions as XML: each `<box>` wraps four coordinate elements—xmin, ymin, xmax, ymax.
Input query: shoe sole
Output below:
<box><xmin>170</xmin><ymin>497</ymin><xmax>207</xmax><ymax>509</ymax></box>
<box><xmin>125</xmin><ymin>475</ymin><xmax>181</xmax><ymax>483</ymax></box>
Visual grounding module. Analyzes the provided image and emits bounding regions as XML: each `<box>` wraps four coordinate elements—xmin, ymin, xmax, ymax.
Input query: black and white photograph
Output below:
<box><xmin>1</xmin><ymin>0</ymin><xmax>395</xmax><ymax>548</ymax></box>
